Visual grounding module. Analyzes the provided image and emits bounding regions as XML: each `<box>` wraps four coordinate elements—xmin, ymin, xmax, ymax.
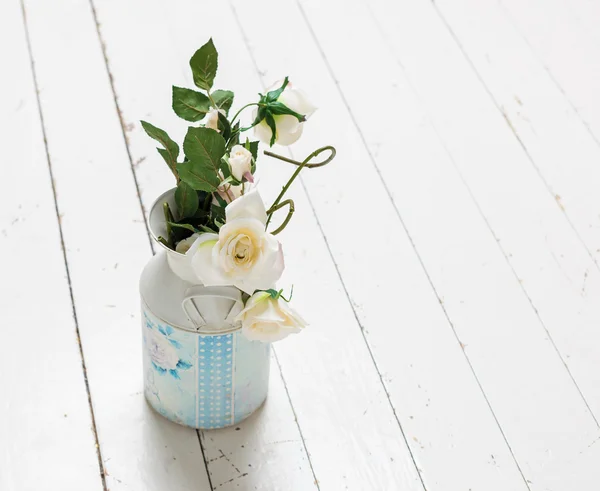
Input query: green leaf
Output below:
<box><xmin>198</xmin><ymin>224</ymin><xmax>218</xmax><ymax>233</ymax></box>
<box><xmin>210</xmin><ymin>203</ymin><xmax>226</xmax><ymax>229</ymax></box>
<box><xmin>141</xmin><ymin>121</ymin><xmax>179</xmax><ymax>176</ymax></box>
<box><xmin>193</xmin><ymin>207</ymin><xmax>210</xmax><ymax>220</ymax></box>
<box><xmin>265</xmin><ymin>113</ymin><xmax>277</xmax><ymax>147</ymax></box>
<box><xmin>246</xmin><ymin>140</ymin><xmax>259</xmax><ymax>161</ymax></box>
<box><xmin>212</xmin><ymin>90</ymin><xmax>234</xmax><ymax>115</ymax></box>
<box><xmin>178</xmin><ymin>127</ymin><xmax>225</xmax><ymax>192</ymax></box>
<box><xmin>265</xmin><ymin>77</ymin><xmax>289</xmax><ymax>103</ymax></box>
<box><xmin>264</xmin><ymin>288</ymin><xmax>281</xmax><ymax>299</ymax></box>
<box><xmin>177</xmin><ymin>161</ymin><xmax>220</xmax><ymax>193</ymax></box>
<box><xmin>174</xmin><ymin>181</ymin><xmax>200</xmax><ymax>219</ymax></box>
<box><xmin>245</xmin><ymin>139</ymin><xmax>259</xmax><ymax>173</ymax></box>
<box><xmin>229</xmin><ymin>121</ymin><xmax>241</xmax><ymax>147</ymax></box>
<box><xmin>217</xmin><ymin>112</ymin><xmax>231</xmax><ymax>141</ymax></box>
<box><xmin>213</xmin><ymin>193</ymin><xmax>228</xmax><ymax>208</ymax></box>
<box><xmin>250</xmin><ymin>105</ymin><xmax>267</xmax><ymax>127</ymax></box>
<box><xmin>220</xmin><ymin>155</ymin><xmax>232</xmax><ymax>180</ymax></box>
<box><xmin>167</xmin><ymin>221</ymin><xmax>195</xmax><ymax>243</ymax></box>
<box><xmin>268</xmin><ymin>101</ymin><xmax>306</xmax><ymax>122</ymax></box>
<box><xmin>168</xmin><ymin>222</ymin><xmax>200</xmax><ymax>234</ymax></box>
<box><xmin>172</xmin><ymin>86</ymin><xmax>210</xmax><ymax>122</ymax></box>
<box><xmin>189</xmin><ymin>39</ymin><xmax>218</xmax><ymax>91</ymax></box>
<box><xmin>169</xmin><ymin>221</ymin><xmax>217</xmax><ymax>236</ymax></box>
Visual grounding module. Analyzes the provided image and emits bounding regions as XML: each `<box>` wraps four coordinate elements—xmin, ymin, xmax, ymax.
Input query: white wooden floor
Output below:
<box><xmin>3</xmin><ymin>0</ymin><xmax>600</xmax><ymax>489</ymax></box>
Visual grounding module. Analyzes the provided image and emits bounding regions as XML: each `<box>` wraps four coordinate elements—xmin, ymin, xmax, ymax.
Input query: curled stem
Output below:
<box><xmin>265</xmin><ymin>145</ymin><xmax>336</xmax><ymax>231</ymax></box>
<box><xmin>267</xmin><ymin>199</ymin><xmax>295</xmax><ymax>235</ymax></box>
<box><xmin>263</xmin><ymin>145</ymin><xmax>336</xmax><ymax>168</ymax></box>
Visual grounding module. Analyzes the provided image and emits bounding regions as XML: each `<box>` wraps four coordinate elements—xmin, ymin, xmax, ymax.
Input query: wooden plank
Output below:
<box><xmin>0</xmin><ymin>1</ymin><xmax>104</xmax><ymax>490</ymax></box>
<box><xmin>20</xmin><ymin>0</ymin><xmax>213</xmax><ymax>489</ymax></box>
<box><xmin>90</xmin><ymin>0</ymin><xmax>426</xmax><ymax>488</ymax></box>
<box><xmin>434</xmin><ymin>0</ymin><xmax>600</xmax><ymax>427</ymax></box>
<box><xmin>354</xmin><ymin>0</ymin><xmax>600</xmax><ymax>488</ymax></box>
<box><xmin>499</xmin><ymin>0</ymin><xmax>600</xmax><ymax>146</ymax></box>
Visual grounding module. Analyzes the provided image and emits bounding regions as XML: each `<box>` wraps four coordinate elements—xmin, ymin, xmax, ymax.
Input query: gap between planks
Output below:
<box><xmin>18</xmin><ymin>0</ymin><xmax>108</xmax><ymax>489</ymax></box>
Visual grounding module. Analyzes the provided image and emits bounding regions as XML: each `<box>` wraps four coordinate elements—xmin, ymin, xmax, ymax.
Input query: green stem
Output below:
<box><xmin>157</xmin><ymin>236</ymin><xmax>170</xmax><ymax>248</ymax></box>
<box><xmin>263</xmin><ymin>145</ymin><xmax>336</xmax><ymax>168</ymax></box>
<box><xmin>230</xmin><ymin>102</ymin><xmax>261</xmax><ymax>126</ymax></box>
<box><xmin>207</xmin><ymin>90</ymin><xmax>218</xmax><ymax>109</ymax></box>
<box><xmin>264</xmin><ymin>146</ymin><xmax>336</xmax><ymax>229</ymax></box>
<box><xmin>267</xmin><ymin>199</ymin><xmax>295</xmax><ymax>235</ymax></box>
<box><xmin>163</xmin><ymin>202</ymin><xmax>175</xmax><ymax>249</ymax></box>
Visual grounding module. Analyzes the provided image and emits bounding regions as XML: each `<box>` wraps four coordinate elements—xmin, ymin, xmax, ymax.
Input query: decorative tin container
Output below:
<box><xmin>140</xmin><ymin>190</ymin><xmax>270</xmax><ymax>429</ymax></box>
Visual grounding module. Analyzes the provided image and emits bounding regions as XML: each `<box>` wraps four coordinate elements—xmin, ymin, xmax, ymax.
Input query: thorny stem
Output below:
<box><xmin>265</xmin><ymin>146</ymin><xmax>336</xmax><ymax>231</ymax></box>
<box><xmin>267</xmin><ymin>199</ymin><xmax>295</xmax><ymax>235</ymax></box>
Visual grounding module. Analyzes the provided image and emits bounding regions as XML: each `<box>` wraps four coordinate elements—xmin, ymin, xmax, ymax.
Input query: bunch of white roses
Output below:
<box><xmin>142</xmin><ymin>39</ymin><xmax>335</xmax><ymax>343</ymax></box>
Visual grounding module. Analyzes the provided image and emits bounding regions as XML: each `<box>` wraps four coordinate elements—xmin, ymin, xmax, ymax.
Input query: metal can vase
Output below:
<box><xmin>139</xmin><ymin>189</ymin><xmax>271</xmax><ymax>430</ymax></box>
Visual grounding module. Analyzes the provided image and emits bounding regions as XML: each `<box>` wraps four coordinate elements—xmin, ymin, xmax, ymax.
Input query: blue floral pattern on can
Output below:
<box><xmin>145</xmin><ymin>314</ymin><xmax>193</xmax><ymax>380</ymax></box>
<box><xmin>142</xmin><ymin>304</ymin><xmax>270</xmax><ymax>429</ymax></box>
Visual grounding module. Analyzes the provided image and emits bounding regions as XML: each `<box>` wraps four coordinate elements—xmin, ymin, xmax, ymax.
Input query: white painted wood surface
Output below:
<box><xmin>500</xmin><ymin>0</ymin><xmax>600</xmax><ymax>147</ymax></box>
<box><xmin>3</xmin><ymin>0</ymin><xmax>600</xmax><ymax>489</ymax></box>
<box><xmin>0</xmin><ymin>1</ymin><xmax>104</xmax><ymax>490</ymax></box>
<box><xmin>359</xmin><ymin>0</ymin><xmax>600</xmax><ymax>488</ymax></box>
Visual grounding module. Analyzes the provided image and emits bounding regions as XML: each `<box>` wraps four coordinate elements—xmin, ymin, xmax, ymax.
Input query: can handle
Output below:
<box><xmin>181</xmin><ymin>286</ymin><xmax>244</xmax><ymax>332</ymax></box>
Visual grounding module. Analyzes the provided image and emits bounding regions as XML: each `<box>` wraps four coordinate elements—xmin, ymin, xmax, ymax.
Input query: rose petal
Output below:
<box><xmin>232</xmin><ymin>236</ymin><xmax>283</xmax><ymax>294</ymax></box>
<box><xmin>190</xmin><ymin>233</ymin><xmax>231</xmax><ymax>287</ymax></box>
<box><xmin>279</xmin><ymin>88</ymin><xmax>317</xmax><ymax>119</ymax></box>
<box><xmin>225</xmin><ymin>188</ymin><xmax>268</xmax><ymax>224</ymax></box>
<box><xmin>272</xmin><ymin>115</ymin><xmax>303</xmax><ymax>146</ymax></box>
<box><xmin>253</xmin><ymin>119</ymin><xmax>273</xmax><ymax>146</ymax></box>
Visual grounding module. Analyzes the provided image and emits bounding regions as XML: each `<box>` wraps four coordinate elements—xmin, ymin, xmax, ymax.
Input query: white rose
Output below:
<box><xmin>147</xmin><ymin>329</ymin><xmax>180</xmax><ymax>370</ymax></box>
<box><xmin>175</xmin><ymin>233</ymin><xmax>200</xmax><ymax>254</ymax></box>
<box><xmin>228</xmin><ymin>144</ymin><xmax>254</xmax><ymax>181</ymax></box>
<box><xmin>254</xmin><ymin>80</ymin><xmax>317</xmax><ymax>146</ymax></box>
<box><xmin>236</xmin><ymin>292</ymin><xmax>307</xmax><ymax>342</ymax></box>
<box><xmin>191</xmin><ymin>189</ymin><xmax>284</xmax><ymax>294</ymax></box>
<box><xmin>205</xmin><ymin>108</ymin><xmax>224</xmax><ymax>132</ymax></box>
